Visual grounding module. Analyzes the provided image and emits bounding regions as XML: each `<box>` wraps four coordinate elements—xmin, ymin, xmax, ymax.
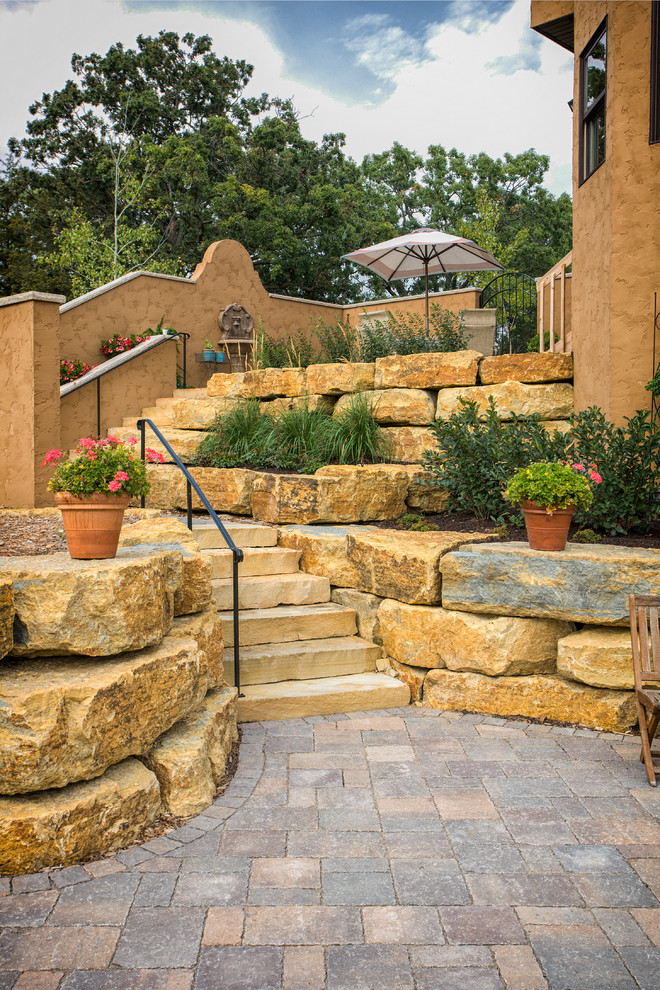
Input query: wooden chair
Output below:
<box><xmin>629</xmin><ymin>594</ymin><xmax>660</xmax><ymax>786</ymax></box>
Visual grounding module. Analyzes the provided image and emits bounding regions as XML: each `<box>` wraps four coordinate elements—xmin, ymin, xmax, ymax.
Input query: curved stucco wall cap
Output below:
<box><xmin>192</xmin><ymin>239</ymin><xmax>269</xmax><ymax>299</ymax></box>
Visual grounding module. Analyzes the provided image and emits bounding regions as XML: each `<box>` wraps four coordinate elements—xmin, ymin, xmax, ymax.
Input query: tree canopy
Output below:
<box><xmin>0</xmin><ymin>30</ymin><xmax>572</xmax><ymax>303</ymax></box>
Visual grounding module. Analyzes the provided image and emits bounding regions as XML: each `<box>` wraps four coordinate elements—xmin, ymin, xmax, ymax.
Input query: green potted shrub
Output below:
<box><xmin>506</xmin><ymin>460</ymin><xmax>601</xmax><ymax>550</ymax></box>
<box><xmin>202</xmin><ymin>339</ymin><xmax>215</xmax><ymax>362</ymax></box>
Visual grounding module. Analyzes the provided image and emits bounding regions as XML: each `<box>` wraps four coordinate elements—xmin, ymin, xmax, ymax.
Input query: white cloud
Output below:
<box><xmin>0</xmin><ymin>0</ymin><xmax>573</xmax><ymax>195</ymax></box>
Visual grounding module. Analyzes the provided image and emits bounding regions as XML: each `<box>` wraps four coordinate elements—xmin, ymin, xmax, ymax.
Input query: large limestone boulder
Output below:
<box><xmin>441</xmin><ymin>542</ymin><xmax>660</xmax><ymax>625</ymax></box>
<box><xmin>331</xmin><ymin>588</ymin><xmax>384</xmax><ymax>644</ymax></box>
<box><xmin>306</xmin><ymin>363</ymin><xmax>375</xmax><ymax>395</ymax></box>
<box><xmin>252</xmin><ymin>465</ymin><xmax>410</xmax><ymax>525</ymax></box>
<box><xmin>401</xmin><ymin>466</ymin><xmax>449</xmax><ymax>514</ymax></box>
<box><xmin>334</xmin><ymin>389</ymin><xmax>436</xmax><ymax>425</ymax></box>
<box><xmin>118</xmin><ymin>517</ymin><xmax>212</xmax><ymax>616</ymax></box>
<box><xmin>278</xmin><ymin>526</ymin><xmax>364</xmax><ymax>586</ymax></box>
<box><xmin>173</xmin><ymin>604</ymin><xmax>224</xmax><ymax>687</ymax></box>
<box><xmin>435</xmin><ymin>382</ymin><xmax>574</xmax><ymax>421</ymax></box>
<box><xmin>0</xmin><ymin>758</ymin><xmax>160</xmax><ymax>874</ymax></box>
<box><xmin>557</xmin><ymin>628</ymin><xmax>635</xmax><ymax>689</ymax></box>
<box><xmin>0</xmin><ymin>577</ymin><xmax>13</xmax><ymax>660</ymax></box>
<box><xmin>241</xmin><ymin>368</ymin><xmax>307</xmax><ymax>399</ymax></box>
<box><xmin>378</xmin><ymin>599</ymin><xmax>573</xmax><ymax>674</ymax></box>
<box><xmin>207</xmin><ymin>372</ymin><xmax>251</xmax><ymax>398</ymax></box>
<box><xmin>387</xmin><ymin>658</ymin><xmax>426</xmax><ymax>702</ymax></box>
<box><xmin>169</xmin><ymin>396</ymin><xmax>241</xmax><ymax>430</ymax></box>
<box><xmin>382</xmin><ymin>427</ymin><xmax>437</xmax><ymax>464</ymax></box>
<box><xmin>479</xmin><ymin>353</ymin><xmax>574</xmax><ymax>385</ymax></box>
<box><xmin>110</xmin><ymin>426</ymin><xmax>206</xmax><ymax>464</ymax></box>
<box><xmin>143</xmin><ymin>685</ymin><xmax>238</xmax><ymax>816</ymax></box>
<box><xmin>345</xmin><ymin>530</ymin><xmax>491</xmax><ymax>605</ymax></box>
<box><xmin>0</xmin><ymin>632</ymin><xmax>220</xmax><ymax>794</ymax></box>
<box><xmin>424</xmin><ymin>668</ymin><xmax>637</xmax><ymax>733</ymax></box>
<box><xmin>144</xmin><ymin>465</ymin><xmax>256</xmax><ymax>515</ymax></box>
<box><xmin>261</xmin><ymin>395</ymin><xmax>334</xmax><ymax>417</ymax></box>
<box><xmin>1</xmin><ymin>548</ymin><xmax>179</xmax><ymax>658</ymax></box>
<box><xmin>374</xmin><ymin>350</ymin><xmax>481</xmax><ymax>389</ymax></box>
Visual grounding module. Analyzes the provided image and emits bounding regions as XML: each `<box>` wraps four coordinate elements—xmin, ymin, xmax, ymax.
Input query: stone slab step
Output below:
<box><xmin>224</xmin><ymin>635</ymin><xmax>380</xmax><ymax>686</ymax></box>
<box><xmin>122</xmin><ymin>409</ymin><xmax>173</xmax><ymax>428</ymax></box>
<box><xmin>192</xmin><ymin>522</ymin><xmax>278</xmax><ymax>549</ymax></box>
<box><xmin>109</xmin><ymin>426</ymin><xmax>205</xmax><ymax>464</ymax></box>
<box><xmin>212</xmin><ymin>572</ymin><xmax>330</xmax><ymax>611</ymax></box>
<box><xmin>171</xmin><ymin>388</ymin><xmax>209</xmax><ymax>399</ymax></box>
<box><xmin>219</xmin><ymin>603</ymin><xmax>357</xmax><ymax>647</ymax></box>
<box><xmin>205</xmin><ymin>547</ymin><xmax>301</xmax><ymax>579</ymax></box>
<box><xmin>237</xmin><ymin>672</ymin><xmax>411</xmax><ymax>722</ymax></box>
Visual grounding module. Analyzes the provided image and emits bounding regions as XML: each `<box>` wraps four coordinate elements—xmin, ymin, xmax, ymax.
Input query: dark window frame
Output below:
<box><xmin>651</xmin><ymin>1</ymin><xmax>660</xmax><ymax>144</ymax></box>
<box><xmin>579</xmin><ymin>16</ymin><xmax>608</xmax><ymax>185</ymax></box>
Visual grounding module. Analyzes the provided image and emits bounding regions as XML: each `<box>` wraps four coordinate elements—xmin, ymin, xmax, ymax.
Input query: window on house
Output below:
<box><xmin>651</xmin><ymin>1</ymin><xmax>660</xmax><ymax>144</ymax></box>
<box><xmin>580</xmin><ymin>19</ymin><xmax>607</xmax><ymax>182</ymax></box>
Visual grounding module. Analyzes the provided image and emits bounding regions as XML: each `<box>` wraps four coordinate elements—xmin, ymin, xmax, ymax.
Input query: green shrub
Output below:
<box><xmin>194</xmin><ymin>395</ymin><xmax>391</xmax><ymax>474</ymax></box>
<box><xmin>561</xmin><ymin>407</ymin><xmax>660</xmax><ymax>534</ymax></box>
<box><xmin>252</xmin><ymin>324</ymin><xmax>319</xmax><ymax>370</ymax></box>
<box><xmin>422</xmin><ymin>399</ymin><xmax>557</xmax><ymax>523</ymax></box>
<box><xmin>421</xmin><ymin>401</ymin><xmax>660</xmax><ymax>534</ymax></box>
<box><xmin>310</xmin><ymin>303</ymin><xmax>468</xmax><ymax>365</ymax></box>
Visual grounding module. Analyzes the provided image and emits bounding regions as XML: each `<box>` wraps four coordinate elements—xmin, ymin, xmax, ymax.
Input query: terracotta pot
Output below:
<box><xmin>521</xmin><ymin>500</ymin><xmax>575</xmax><ymax>551</ymax></box>
<box><xmin>55</xmin><ymin>492</ymin><xmax>131</xmax><ymax>559</ymax></box>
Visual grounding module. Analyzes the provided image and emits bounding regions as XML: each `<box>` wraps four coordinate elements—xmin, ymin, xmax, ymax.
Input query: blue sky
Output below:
<box><xmin>0</xmin><ymin>0</ymin><xmax>574</xmax><ymax>194</ymax></box>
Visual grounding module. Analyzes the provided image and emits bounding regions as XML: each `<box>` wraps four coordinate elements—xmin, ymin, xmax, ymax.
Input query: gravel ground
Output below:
<box><xmin>0</xmin><ymin>510</ymin><xmax>150</xmax><ymax>557</ymax></box>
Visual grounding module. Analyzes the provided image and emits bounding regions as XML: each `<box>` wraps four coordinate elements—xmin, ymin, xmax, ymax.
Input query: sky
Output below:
<box><xmin>0</xmin><ymin>0</ymin><xmax>574</xmax><ymax>195</ymax></box>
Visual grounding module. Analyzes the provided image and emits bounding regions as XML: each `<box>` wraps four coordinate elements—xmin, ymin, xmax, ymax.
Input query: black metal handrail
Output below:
<box><xmin>60</xmin><ymin>332</ymin><xmax>190</xmax><ymax>436</ymax></box>
<box><xmin>136</xmin><ymin>418</ymin><xmax>244</xmax><ymax>696</ymax></box>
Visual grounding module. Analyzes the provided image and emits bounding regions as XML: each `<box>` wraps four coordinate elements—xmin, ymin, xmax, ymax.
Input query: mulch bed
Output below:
<box><xmin>372</xmin><ymin>512</ymin><xmax>660</xmax><ymax>550</ymax></box>
<box><xmin>3</xmin><ymin>508</ymin><xmax>660</xmax><ymax>555</ymax></box>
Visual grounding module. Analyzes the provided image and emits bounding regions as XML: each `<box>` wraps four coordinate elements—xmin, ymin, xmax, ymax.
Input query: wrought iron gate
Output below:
<box><xmin>480</xmin><ymin>272</ymin><xmax>537</xmax><ymax>355</ymax></box>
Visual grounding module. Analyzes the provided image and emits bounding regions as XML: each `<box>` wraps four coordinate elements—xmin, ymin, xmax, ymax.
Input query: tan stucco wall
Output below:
<box><xmin>58</xmin><ymin>241</ymin><xmax>343</xmax><ymax>390</ymax></box>
<box><xmin>568</xmin><ymin>1</ymin><xmax>658</xmax><ymax>422</ymax></box>
<box><xmin>60</xmin><ymin>345</ymin><xmax>177</xmax><ymax>452</ymax></box>
<box><xmin>342</xmin><ymin>289</ymin><xmax>482</xmax><ymax>326</ymax></box>
<box><xmin>530</xmin><ymin>0</ymin><xmax>574</xmax><ymax>32</ymax></box>
<box><xmin>0</xmin><ymin>295</ymin><xmax>63</xmax><ymax>508</ymax></box>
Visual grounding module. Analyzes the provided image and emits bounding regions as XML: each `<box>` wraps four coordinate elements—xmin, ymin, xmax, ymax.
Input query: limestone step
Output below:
<box><xmin>212</xmin><ymin>572</ymin><xmax>331</xmax><ymax>611</ymax></box>
<box><xmin>237</xmin><ymin>672</ymin><xmax>411</xmax><ymax>722</ymax></box>
<box><xmin>206</xmin><ymin>547</ymin><xmax>301</xmax><ymax>579</ymax></box>
<box><xmin>219</xmin><ymin>603</ymin><xmax>357</xmax><ymax>647</ymax></box>
<box><xmin>192</xmin><ymin>522</ymin><xmax>278</xmax><ymax>549</ymax></box>
<box><xmin>171</xmin><ymin>388</ymin><xmax>209</xmax><ymax>399</ymax></box>
<box><xmin>107</xmin><ymin>426</ymin><xmax>204</xmax><ymax>463</ymax></box>
<box><xmin>224</xmin><ymin>635</ymin><xmax>381</xmax><ymax>686</ymax></box>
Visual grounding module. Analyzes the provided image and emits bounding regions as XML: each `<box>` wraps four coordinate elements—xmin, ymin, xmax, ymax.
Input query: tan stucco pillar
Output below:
<box><xmin>0</xmin><ymin>292</ymin><xmax>65</xmax><ymax>508</ymax></box>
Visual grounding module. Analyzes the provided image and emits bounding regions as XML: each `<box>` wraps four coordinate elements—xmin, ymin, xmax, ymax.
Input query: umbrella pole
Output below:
<box><xmin>425</xmin><ymin>260</ymin><xmax>429</xmax><ymax>333</ymax></box>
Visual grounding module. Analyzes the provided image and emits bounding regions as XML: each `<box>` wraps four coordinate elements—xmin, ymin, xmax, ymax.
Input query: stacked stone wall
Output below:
<box><xmin>278</xmin><ymin>527</ymin><xmax>656</xmax><ymax>734</ymax></box>
<box><xmin>0</xmin><ymin>518</ymin><xmax>237</xmax><ymax>874</ymax></box>
<box><xmin>136</xmin><ymin>351</ymin><xmax>574</xmax><ymax>524</ymax></box>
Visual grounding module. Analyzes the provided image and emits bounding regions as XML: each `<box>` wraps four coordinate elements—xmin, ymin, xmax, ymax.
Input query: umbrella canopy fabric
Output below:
<box><xmin>341</xmin><ymin>227</ymin><xmax>504</xmax><ymax>280</ymax></box>
<box><xmin>341</xmin><ymin>227</ymin><xmax>504</xmax><ymax>330</ymax></box>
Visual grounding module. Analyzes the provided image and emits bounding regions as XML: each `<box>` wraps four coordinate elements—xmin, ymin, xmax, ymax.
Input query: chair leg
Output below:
<box><xmin>638</xmin><ymin>700</ymin><xmax>659</xmax><ymax>786</ymax></box>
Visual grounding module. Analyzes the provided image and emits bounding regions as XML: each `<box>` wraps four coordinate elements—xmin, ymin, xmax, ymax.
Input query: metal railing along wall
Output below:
<box><xmin>137</xmin><ymin>418</ymin><xmax>244</xmax><ymax>696</ymax></box>
<box><xmin>60</xmin><ymin>332</ymin><xmax>190</xmax><ymax>436</ymax></box>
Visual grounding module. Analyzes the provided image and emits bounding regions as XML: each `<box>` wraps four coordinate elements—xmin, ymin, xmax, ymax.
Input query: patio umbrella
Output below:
<box><xmin>341</xmin><ymin>227</ymin><xmax>504</xmax><ymax>331</ymax></box>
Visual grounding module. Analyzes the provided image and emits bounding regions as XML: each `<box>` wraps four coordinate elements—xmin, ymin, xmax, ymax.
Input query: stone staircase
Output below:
<box><xmin>189</xmin><ymin>519</ymin><xmax>410</xmax><ymax>722</ymax></box>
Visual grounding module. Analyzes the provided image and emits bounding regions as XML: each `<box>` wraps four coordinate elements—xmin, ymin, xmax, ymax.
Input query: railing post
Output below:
<box><xmin>233</xmin><ymin>552</ymin><xmax>242</xmax><ymax>697</ymax></box>
<box><xmin>139</xmin><ymin>420</ymin><xmax>146</xmax><ymax>509</ymax></box>
<box><xmin>96</xmin><ymin>377</ymin><xmax>101</xmax><ymax>437</ymax></box>
<box><xmin>186</xmin><ymin>480</ymin><xmax>193</xmax><ymax>531</ymax></box>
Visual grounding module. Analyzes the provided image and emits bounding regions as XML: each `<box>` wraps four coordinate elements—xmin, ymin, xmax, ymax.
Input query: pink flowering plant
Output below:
<box><xmin>43</xmin><ymin>436</ymin><xmax>164</xmax><ymax>498</ymax></box>
<box><xmin>100</xmin><ymin>333</ymin><xmax>149</xmax><ymax>358</ymax></box>
<box><xmin>506</xmin><ymin>460</ymin><xmax>601</xmax><ymax>513</ymax></box>
<box><xmin>60</xmin><ymin>358</ymin><xmax>95</xmax><ymax>385</ymax></box>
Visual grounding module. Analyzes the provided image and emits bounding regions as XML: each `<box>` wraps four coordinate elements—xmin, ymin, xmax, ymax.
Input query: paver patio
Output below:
<box><xmin>2</xmin><ymin>707</ymin><xmax>660</xmax><ymax>989</ymax></box>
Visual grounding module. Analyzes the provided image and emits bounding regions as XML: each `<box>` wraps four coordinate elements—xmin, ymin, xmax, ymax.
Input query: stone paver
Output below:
<box><xmin>2</xmin><ymin>707</ymin><xmax>660</xmax><ymax>988</ymax></box>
